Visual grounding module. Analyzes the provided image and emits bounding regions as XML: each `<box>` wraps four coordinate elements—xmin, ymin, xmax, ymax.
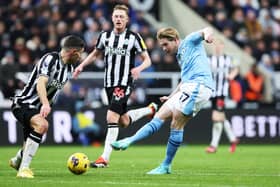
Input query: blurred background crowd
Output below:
<box><xmin>0</xmin><ymin>0</ymin><xmax>279</xmax><ymax>110</ymax></box>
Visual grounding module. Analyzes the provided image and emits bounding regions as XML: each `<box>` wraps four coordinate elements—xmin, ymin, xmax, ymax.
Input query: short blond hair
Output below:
<box><xmin>157</xmin><ymin>27</ymin><xmax>180</xmax><ymax>41</ymax></box>
<box><xmin>113</xmin><ymin>4</ymin><xmax>129</xmax><ymax>16</ymax></box>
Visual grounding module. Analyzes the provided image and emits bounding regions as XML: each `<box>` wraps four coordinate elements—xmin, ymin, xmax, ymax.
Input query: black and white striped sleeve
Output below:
<box><xmin>134</xmin><ymin>33</ymin><xmax>147</xmax><ymax>53</ymax></box>
<box><xmin>95</xmin><ymin>31</ymin><xmax>106</xmax><ymax>50</ymax></box>
<box><xmin>37</xmin><ymin>53</ymin><xmax>56</xmax><ymax>77</ymax></box>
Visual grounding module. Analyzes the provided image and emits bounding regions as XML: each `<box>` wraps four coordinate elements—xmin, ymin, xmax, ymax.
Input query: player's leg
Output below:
<box><xmin>17</xmin><ymin>112</ymin><xmax>48</xmax><ymax>178</ymax></box>
<box><xmin>9</xmin><ymin>107</ymin><xmax>31</xmax><ymax>171</ymax></box>
<box><xmin>111</xmin><ymin>102</ymin><xmax>172</xmax><ymax>150</ymax></box>
<box><xmin>147</xmin><ymin>110</ymin><xmax>189</xmax><ymax>175</ymax></box>
<box><xmin>9</xmin><ymin>127</ymin><xmax>29</xmax><ymax>171</ymax></box>
<box><xmin>147</xmin><ymin>83</ymin><xmax>212</xmax><ymax>174</ymax></box>
<box><xmin>206</xmin><ymin>97</ymin><xmax>225</xmax><ymax>153</ymax></box>
<box><xmin>9</xmin><ymin>147</ymin><xmax>23</xmax><ymax>170</ymax></box>
<box><xmin>223</xmin><ymin>119</ymin><xmax>239</xmax><ymax>153</ymax></box>
<box><xmin>91</xmin><ymin>110</ymin><xmax>119</xmax><ymax>168</ymax></box>
<box><xmin>91</xmin><ymin>87</ymin><xmax>125</xmax><ymax>168</ymax></box>
<box><xmin>206</xmin><ymin>110</ymin><xmax>224</xmax><ymax>153</ymax></box>
<box><xmin>118</xmin><ymin>102</ymin><xmax>158</xmax><ymax>128</ymax></box>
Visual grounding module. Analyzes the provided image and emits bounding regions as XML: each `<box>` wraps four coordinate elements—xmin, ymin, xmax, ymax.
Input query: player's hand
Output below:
<box><xmin>40</xmin><ymin>104</ymin><xmax>51</xmax><ymax>118</ymax></box>
<box><xmin>131</xmin><ymin>67</ymin><xmax>141</xmax><ymax>80</ymax></box>
<box><xmin>203</xmin><ymin>27</ymin><xmax>214</xmax><ymax>43</ymax></box>
<box><xmin>226</xmin><ymin>74</ymin><xmax>233</xmax><ymax>81</ymax></box>
<box><xmin>205</xmin><ymin>35</ymin><xmax>214</xmax><ymax>43</ymax></box>
<box><xmin>73</xmin><ymin>65</ymin><xmax>83</xmax><ymax>79</ymax></box>
<box><xmin>160</xmin><ymin>96</ymin><xmax>169</xmax><ymax>103</ymax></box>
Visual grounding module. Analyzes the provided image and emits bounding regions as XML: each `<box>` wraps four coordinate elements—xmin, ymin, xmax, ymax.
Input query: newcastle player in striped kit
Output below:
<box><xmin>9</xmin><ymin>35</ymin><xmax>85</xmax><ymax>178</ymax></box>
<box><xmin>73</xmin><ymin>4</ymin><xmax>157</xmax><ymax>168</ymax></box>
<box><xmin>206</xmin><ymin>39</ymin><xmax>239</xmax><ymax>153</ymax></box>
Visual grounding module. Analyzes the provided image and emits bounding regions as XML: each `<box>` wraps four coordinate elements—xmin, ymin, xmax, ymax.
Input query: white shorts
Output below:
<box><xmin>166</xmin><ymin>82</ymin><xmax>212</xmax><ymax>117</ymax></box>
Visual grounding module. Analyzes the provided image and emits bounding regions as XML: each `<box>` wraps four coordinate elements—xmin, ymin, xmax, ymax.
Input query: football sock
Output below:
<box><xmin>210</xmin><ymin>122</ymin><xmax>223</xmax><ymax>148</ymax></box>
<box><xmin>101</xmin><ymin>123</ymin><xmax>119</xmax><ymax>161</ymax></box>
<box><xmin>162</xmin><ymin>129</ymin><xmax>183</xmax><ymax>166</ymax></box>
<box><xmin>15</xmin><ymin>148</ymin><xmax>23</xmax><ymax>160</ymax></box>
<box><xmin>128</xmin><ymin>117</ymin><xmax>164</xmax><ymax>144</ymax></box>
<box><xmin>223</xmin><ymin>119</ymin><xmax>237</xmax><ymax>142</ymax></box>
<box><xmin>127</xmin><ymin>106</ymin><xmax>153</xmax><ymax>123</ymax></box>
<box><xmin>19</xmin><ymin>131</ymin><xmax>42</xmax><ymax>169</ymax></box>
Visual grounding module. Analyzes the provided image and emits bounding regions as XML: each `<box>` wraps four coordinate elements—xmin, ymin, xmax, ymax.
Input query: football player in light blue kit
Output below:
<box><xmin>111</xmin><ymin>27</ymin><xmax>214</xmax><ymax>174</ymax></box>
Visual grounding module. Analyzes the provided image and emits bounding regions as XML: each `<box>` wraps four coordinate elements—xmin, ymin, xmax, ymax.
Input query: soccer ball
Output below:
<box><xmin>67</xmin><ymin>152</ymin><xmax>90</xmax><ymax>175</ymax></box>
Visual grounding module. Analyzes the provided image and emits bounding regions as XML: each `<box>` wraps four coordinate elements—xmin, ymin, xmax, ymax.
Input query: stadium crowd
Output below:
<box><xmin>185</xmin><ymin>0</ymin><xmax>280</xmax><ymax>104</ymax></box>
<box><xmin>0</xmin><ymin>0</ymin><xmax>279</xmax><ymax>108</ymax></box>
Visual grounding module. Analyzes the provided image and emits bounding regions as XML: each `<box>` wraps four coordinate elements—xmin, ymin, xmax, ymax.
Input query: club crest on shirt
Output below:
<box><xmin>124</xmin><ymin>39</ymin><xmax>129</xmax><ymax>45</ymax></box>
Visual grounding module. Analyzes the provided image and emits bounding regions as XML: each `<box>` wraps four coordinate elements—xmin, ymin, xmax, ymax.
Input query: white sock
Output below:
<box><xmin>210</xmin><ymin>122</ymin><xmax>223</xmax><ymax>148</ymax></box>
<box><xmin>127</xmin><ymin>106</ymin><xmax>152</xmax><ymax>123</ymax></box>
<box><xmin>19</xmin><ymin>137</ymin><xmax>39</xmax><ymax>170</ymax></box>
<box><xmin>15</xmin><ymin>148</ymin><xmax>23</xmax><ymax>160</ymax></box>
<box><xmin>101</xmin><ymin>124</ymin><xmax>119</xmax><ymax>161</ymax></box>
<box><xmin>224</xmin><ymin>120</ymin><xmax>237</xmax><ymax>143</ymax></box>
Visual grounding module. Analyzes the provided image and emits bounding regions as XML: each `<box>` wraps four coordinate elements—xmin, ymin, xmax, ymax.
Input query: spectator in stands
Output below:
<box><xmin>0</xmin><ymin>0</ymin><xmax>278</xmax><ymax>104</ymax></box>
<box><xmin>258</xmin><ymin>53</ymin><xmax>274</xmax><ymax>74</ymax></box>
<box><xmin>55</xmin><ymin>82</ymin><xmax>76</xmax><ymax>116</ymax></box>
<box><xmin>231</xmin><ymin>8</ymin><xmax>247</xmax><ymax>45</ymax></box>
<box><xmin>0</xmin><ymin>51</ymin><xmax>20</xmax><ymax>99</ymax></box>
<box><xmin>83</xmin><ymin>20</ymin><xmax>100</xmax><ymax>49</ymax></box>
<box><xmin>161</xmin><ymin>54</ymin><xmax>180</xmax><ymax>72</ymax></box>
<box><xmin>72</xmin><ymin>106</ymin><xmax>103</xmax><ymax>146</ymax></box>
<box><xmin>245</xmin><ymin>9</ymin><xmax>263</xmax><ymax>41</ymax></box>
<box><xmin>244</xmin><ymin>63</ymin><xmax>264</xmax><ymax>102</ymax></box>
<box><xmin>272</xmin><ymin>51</ymin><xmax>280</xmax><ymax>71</ymax></box>
<box><xmin>230</xmin><ymin>73</ymin><xmax>245</xmax><ymax>107</ymax></box>
<box><xmin>184</xmin><ymin>0</ymin><xmax>280</xmax><ymax>104</ymax></box>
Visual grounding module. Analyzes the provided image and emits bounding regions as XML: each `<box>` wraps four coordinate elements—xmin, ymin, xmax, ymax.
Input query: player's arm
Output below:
<box><xmin>131</xmin><ymin>51</ymin><xmax>151</xmax><ymax>80</ymax></box>
<box><xmin>160</xmin><ymin>82</ymin><xmax>182</xmax><ymax>103</ymax></box>
<box><xmin>37</xmin><ymin>76</ymin><xmax>51</xmax><ymax>118</ymax></box>
<box><xmin>136</xmin><ymin>50</ymin><xmax>151</xmax><ymax>70</ymax></box>
<box><xmin>228</xmin><ymin>66</ymin><xmax>239</xmax><ymax>80</ymax></box>
<box><xmin>73</xmin><ymin>49</ymin><xmax>102</xmax><ymax>79</ymax></box>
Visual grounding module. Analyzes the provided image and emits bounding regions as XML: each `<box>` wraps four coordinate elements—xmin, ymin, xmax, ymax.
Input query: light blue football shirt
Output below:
<box><xmin>176</xmin><ymin>31</ymin><xmax>214</xmax><ymax>90</ymax></box>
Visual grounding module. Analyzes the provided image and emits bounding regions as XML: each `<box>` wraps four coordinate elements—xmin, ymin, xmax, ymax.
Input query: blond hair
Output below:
<box><xmin>113</xmin><ymin>4</ymin><xmax>129</xmax><ymax>16</ymax></box>
<box><xmin>157</xmin><ymin>27</ymin><xmax>180</xmax><ymax>41</ymax></box>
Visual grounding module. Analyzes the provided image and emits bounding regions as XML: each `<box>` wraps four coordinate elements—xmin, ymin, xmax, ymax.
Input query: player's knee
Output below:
<box><xmin>212</xmin><ymin>111</ymin><xmax>225</xmax><ymax>121</ymax></box>
<box><xmin>118</xmin><ymin>123</ymin><xmax>128</xmax><ymax>128</ymax></box>
<box><xmin>36</xmin><ymin>121</ymin><xmax>49</xmax><ymax>134</ymax></box>
<box><xmin>118</xmin><ymin>114</ymin><xmax>132</xmax><ymax>128</ymax></box>
<box><xmin>106</xmin><ymin>109</ymin><xmax>121</xmax><ymax>123</ymax></box>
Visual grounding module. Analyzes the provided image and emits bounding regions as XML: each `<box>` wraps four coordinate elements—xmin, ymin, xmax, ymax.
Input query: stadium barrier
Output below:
<box><xmin>0</xmin><ymin>107</ymin><xmax>279</xmax><ymax>145</ymax></box>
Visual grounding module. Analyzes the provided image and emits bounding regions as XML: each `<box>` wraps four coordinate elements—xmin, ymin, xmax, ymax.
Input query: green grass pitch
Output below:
<box><xmin>0</xmin><ymin>145</ymin><xmax>279</xmax><ymax>187</ymax></box>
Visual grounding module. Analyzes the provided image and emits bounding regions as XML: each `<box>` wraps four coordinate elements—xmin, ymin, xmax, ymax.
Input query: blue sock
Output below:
<box><xmin>162</xmin><ymin>129</ymin><xmax>183</xmax><ymax>166</ymax></box>
<box><xmin>128</xmin><ymin>117</ymin><xmax>164</xmax><ymax>144</ymax></box>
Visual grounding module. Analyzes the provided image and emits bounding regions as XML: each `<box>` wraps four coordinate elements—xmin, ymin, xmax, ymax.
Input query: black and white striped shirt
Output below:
<box><xmin>13</xmin><ymin>52</ymin><xmax>73</xmax><ymax>109</ymax></box>
<box><xmin>208</xmin><ymin>55</ymin><xmax>235</xmax><ymax>97</ymax></box>
<box><xmin>96</xmin><ymin>29</ymin><xmax>147</xmax><ymax>87</ymax></box>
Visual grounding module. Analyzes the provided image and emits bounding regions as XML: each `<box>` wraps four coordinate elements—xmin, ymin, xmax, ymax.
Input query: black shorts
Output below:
<box><xmin>12</xmin><ymin>104</ymin><xmax>39</xmax><ymax>129</ymax></box>
<box><xmin>211</xmin><ymin>96</ymin><xmax>225</xmax><ymax>112</ymax></box>
<box><xmin>105</xmin><ymin>85</ymin><xmax>133</xmax><ymax>115</ymax></box>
